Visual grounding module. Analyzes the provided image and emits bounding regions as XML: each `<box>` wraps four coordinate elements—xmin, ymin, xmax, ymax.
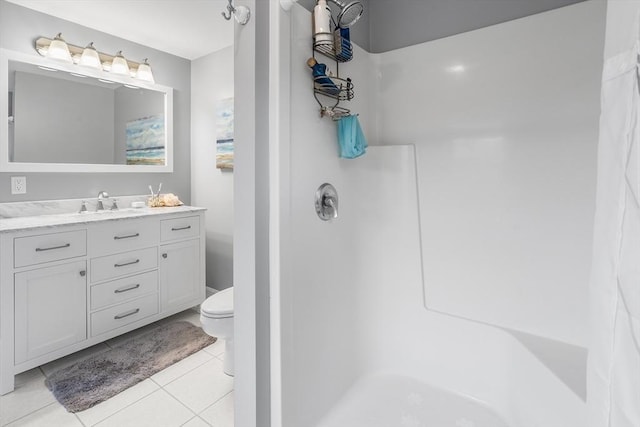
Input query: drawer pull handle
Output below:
<box><xmin>171</xmin><ymin>225</ymin><xmax>191</xmax><ymax>231</ymax></box>
<box><xmin>35</xmin><ymin>243</ymin><xmax>70</xmax><ymax>252</ymax></box>
<box><xmin>114</xmin><ymin>259</ymin><xmax>140</xmax><ymax>268</ymax></box>
<box><xmin>114</xmin><ymin>308</ymin><xmax>140</xmax><ymax>320</ymax></box>
<box><xmin>79</xmin><ymin>270</ymin><xmax>86</xmax><ymax>277</ymax></box>
<box><xmin>114</xmin><ymin>233</ymin><xmax>140</xmax><ymax>240</ymax></box>
<box><xmin>114</xmin><ymin>284</ymin><xmax>140</xmax><ymax>294</ymax></box>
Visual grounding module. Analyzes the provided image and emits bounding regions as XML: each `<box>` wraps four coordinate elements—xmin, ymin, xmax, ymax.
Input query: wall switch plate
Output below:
<box><xmin>11</xmin><ymin>176</ymin><xmax>26</xmax><ymax>195</ymax></box>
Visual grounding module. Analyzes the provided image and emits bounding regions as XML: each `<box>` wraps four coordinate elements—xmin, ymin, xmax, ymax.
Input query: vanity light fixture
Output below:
<box><xmin>109</xmin><ymin>51</ymin><xmax>130</xmax><ymax>76</ymax></box>
<box><xmin>79</xmin><ymin>42</ymin><xmax>102</xmax><ymax>70</ymax></box>
<box><xmin>135</xmin><ymin>58</ymin><xmax>155</xmax><ymax>83</ymax></box>
<box><xmin>46</xmin><ymin>33</ymin><xmax>73</xmax><ymax>63</ymax></box>
<box><xmin>35</xmin><ymin>36</ymin><xmax>156</xmax><ymax>84</ymax></box>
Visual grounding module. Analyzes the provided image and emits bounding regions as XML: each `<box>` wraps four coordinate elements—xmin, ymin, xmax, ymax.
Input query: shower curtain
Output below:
<box><xmin>587</xmin><ymin>31</ymin><xmax>640</xmax><ymax>427</ymax></box>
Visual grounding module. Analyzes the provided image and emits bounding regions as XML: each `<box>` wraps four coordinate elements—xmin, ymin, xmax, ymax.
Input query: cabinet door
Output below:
<box><xmin>14</xmin><ymin>261</ymin><xmax>87</xmax><ymax>364</ymax></box>
<box><xmin>159</xmin><ymin>239</ymin><xmax>203</xmax><ymax>312</ymax></box>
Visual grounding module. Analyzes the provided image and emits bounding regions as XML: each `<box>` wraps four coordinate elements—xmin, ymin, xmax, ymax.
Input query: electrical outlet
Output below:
<box><xmin>11</xmin><ymin>176</ymin><xmax>26</xmax><ymax>195</ymax></box>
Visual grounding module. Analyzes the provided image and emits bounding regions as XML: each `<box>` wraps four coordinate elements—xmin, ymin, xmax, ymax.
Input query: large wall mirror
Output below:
<box><xmin>0</xmin><ymin>49</ymin><xmax>173</xmax><ymax>172</ymax></box>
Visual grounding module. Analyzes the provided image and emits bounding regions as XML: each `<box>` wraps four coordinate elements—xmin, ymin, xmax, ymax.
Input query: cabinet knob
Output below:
<box><xmin>79</xmin><ymin>270</ymin><xmax>86</xmax><ymax>277</ymax></box>
<box><xmin>162</xmin><ymin>253</ymin><xmax>168</xmax><ymax>259</ymax></box>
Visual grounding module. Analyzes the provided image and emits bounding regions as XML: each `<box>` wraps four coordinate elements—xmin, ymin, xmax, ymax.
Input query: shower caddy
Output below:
<box><xmin>311</xmin><ymin>21</ymin><xmax>354</xmax><ymax>119</ymax></box>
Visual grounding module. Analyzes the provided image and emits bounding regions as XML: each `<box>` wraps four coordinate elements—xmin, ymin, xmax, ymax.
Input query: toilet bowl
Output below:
<box><xmin>200</xmin><ymin>287</ymin><xmax>234</xmax><ymax>376</ymax></box>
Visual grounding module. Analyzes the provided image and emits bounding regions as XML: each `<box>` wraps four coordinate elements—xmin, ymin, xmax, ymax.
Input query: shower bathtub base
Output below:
<box><xmin>318</xmin><ymin>374</ymin><xmax>508</xmax><ymax>427</ymax></box>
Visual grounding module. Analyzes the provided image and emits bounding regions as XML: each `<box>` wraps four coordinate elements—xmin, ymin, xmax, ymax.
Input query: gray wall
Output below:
<box><xmin>368</xmin><ymin>0</ymin><xmax>587</xmax><ymax>52</ymax></box>
<box><xmin>0</xmin><ymin>0</ymin><xmax>191</xmax><ymax>203</ymax></box>
<box><xmin>191</xmin><ymin>47</ymin><xmax>234</xmax><ymax>292</ymax></box>
<box><xmin>300</xmin><ymin>0</ymin><xmax>586</xmax><ymax>53</ymax></box>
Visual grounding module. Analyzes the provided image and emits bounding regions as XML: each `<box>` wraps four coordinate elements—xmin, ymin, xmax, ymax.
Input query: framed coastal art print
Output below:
<box><xmin>216</xmin><ymin>97</ymin><xmax>234</xmax><ymax>170</ymax></box>
<box><xmin>125</xmin><ymin>115</ymin><xmax>166</xmax><ymax>165</ymax></box>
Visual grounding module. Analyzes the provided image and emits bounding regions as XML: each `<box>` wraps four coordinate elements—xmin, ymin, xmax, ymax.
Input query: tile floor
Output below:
<box><xmin>0</xmin><ymin>309</ymin><xmax>233</xmax><ymax>427</ymax></box>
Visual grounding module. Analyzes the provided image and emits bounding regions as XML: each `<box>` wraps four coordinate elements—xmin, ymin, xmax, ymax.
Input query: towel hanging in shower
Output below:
<box><xmin>337</xmin><ymin>114</ymin><xmax>367</xmax><ymax>159</ymax></box>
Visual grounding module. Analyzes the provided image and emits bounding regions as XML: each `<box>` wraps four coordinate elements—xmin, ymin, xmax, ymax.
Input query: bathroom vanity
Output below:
<box><xmin>0</xmin><ymin>205</ymin><xmax>206</xmax><ymax>394</ymax></box>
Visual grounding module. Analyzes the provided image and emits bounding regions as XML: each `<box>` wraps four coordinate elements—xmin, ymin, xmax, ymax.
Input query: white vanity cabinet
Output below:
<box><xmin>160</xmin><ymin>239</ymin><xmax>200</xmax><ymax>312</ymax></box>
<box><xmin>89</xmin><ymin>239</ymin><xmax>160</xmax><ymax>337</ymax></box>
<box><xmin>159</xmin><ymin>216</ymin><xmax>201</xmax><ymax>312</ymax></box>
<box><xmin>10</xmin><ymin>230</ymin><xmax>88</xmax><ymax>365</ymax></box>
<box><xmin>14</xmin><ymin>260</ymin><xmax>87</xmax><ymax>364</ymax></box>
<box><xmin>0</xmin><ymin>208</ymin><xmax>205</xmax><ymax>394</ymax></box>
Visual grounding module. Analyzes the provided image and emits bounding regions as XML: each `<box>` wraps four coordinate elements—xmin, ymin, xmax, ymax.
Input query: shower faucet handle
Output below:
<box><xmin>323</xmin><ymin>195</ymin><xmax>338</xmax><ymax>219</ymax></box>
<box><xmin>315</xmin><ymin>183</ymin><xmax>339</xmax><ymax>221</ymax></box>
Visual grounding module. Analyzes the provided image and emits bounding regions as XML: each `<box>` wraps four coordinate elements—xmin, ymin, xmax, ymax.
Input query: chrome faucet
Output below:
<box><xmin>322</xmin><ymin>195</ymin><xmax>338</xmax><ymax>220</ymax></box>
<box><xmin>315</xmin><ymin>183</ymin><xmax>339</xmax><ymax>221</ymax></box>
<box><xmin>96</xmin><ymin>191</ymin><xmax>109</xmax><ymax>211</ymax></box>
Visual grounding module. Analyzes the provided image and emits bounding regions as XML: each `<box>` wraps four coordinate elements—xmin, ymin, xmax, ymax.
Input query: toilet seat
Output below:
<box><xmin>201</xmin><ymin>287</ymin><xmax>233</xmax><ymax>319</ymax></box>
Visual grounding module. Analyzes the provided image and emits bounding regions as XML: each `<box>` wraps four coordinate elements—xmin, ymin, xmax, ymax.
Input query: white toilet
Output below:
<box><xmin>200</xmin><ymin>287</ymin><xmax>234</xmax><ymax>376</ymax></box>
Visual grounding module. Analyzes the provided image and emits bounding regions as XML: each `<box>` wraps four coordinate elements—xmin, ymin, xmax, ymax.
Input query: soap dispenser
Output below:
<box><xmin>313</xmin><ymin>0</ymin><xmax>333</xmax><ymax>46</ymax></box>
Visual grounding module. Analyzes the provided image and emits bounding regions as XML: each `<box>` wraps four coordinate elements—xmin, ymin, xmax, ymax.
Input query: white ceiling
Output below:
<box><xmin>5</xmin><ymin>0</ymin><xmax>234</xmax><ymax>60</ymax></box>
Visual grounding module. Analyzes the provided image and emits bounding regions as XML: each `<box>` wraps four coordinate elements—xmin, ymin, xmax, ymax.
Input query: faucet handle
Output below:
<box><xmin>111</xmin><ymin>198</ymin><xmax>119</xmax><ymax>211</ymax></box>
<box><xmin>315</xmin><ymin>183</ymin><xmax>339</xmax><ymax>221</ymax></box>
<box><xmin>79</xmin><ymin>200</ymin><xmax>87</xmax><ymax>213</ymax></box>
<box><xmin>323</xmin><ymin>196</ymin><xmax>338</xmax><ymax>219</ymax></box>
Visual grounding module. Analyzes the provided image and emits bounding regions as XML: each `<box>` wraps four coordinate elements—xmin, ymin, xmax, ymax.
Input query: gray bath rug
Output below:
<box><xmin>44</xmin><ymin>321</ymin><xmax>216</xmax><ymax>412</ymax></box>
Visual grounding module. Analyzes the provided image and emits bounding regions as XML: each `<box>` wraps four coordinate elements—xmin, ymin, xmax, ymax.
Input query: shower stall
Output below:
<box><xmin>269</xmin><ymin>1</ymin><xmax>606</xmax><ymax>425</ymax></box>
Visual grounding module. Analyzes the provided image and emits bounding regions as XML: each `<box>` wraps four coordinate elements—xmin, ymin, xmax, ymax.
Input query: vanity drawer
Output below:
<box><xmin>160</xmin><ymin>216</ymin><xmax>199</xmax><ymax>242</ymax></box>
<box><xmin>90</xmin><ymin>270</ymin><xmax>158</xmax><ymax>310</ymax></box>
<box><xmin>90</xmin><ymin>247</ymin><xmax>157</xmax><ymax>283</ymax></box>
<box><xmin>91</xmin><ymin>293</ymin><xmax>158</xmax><ymax>337</ymax></box>
<box><xmin>89</xmin><ymin>219</ymin><xmax>159</xmax><ymax>257</ymax></box>
<box><xmin>14</xmin><ymin>230</ymin><xmax>87</xmax><ymax>268</ymax></box>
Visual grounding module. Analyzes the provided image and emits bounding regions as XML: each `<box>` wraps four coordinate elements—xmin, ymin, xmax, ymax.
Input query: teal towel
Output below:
<box><xmin>337</xmin><ymin>115</ymin><xmax>367</xmax><ymax>159</ymax></box>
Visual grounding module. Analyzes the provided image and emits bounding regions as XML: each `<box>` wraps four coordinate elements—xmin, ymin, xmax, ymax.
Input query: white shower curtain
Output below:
<box><xmin>587</xmin><ymin>35</ymin><xmax>640</xmax><ymax>427</ymax></box>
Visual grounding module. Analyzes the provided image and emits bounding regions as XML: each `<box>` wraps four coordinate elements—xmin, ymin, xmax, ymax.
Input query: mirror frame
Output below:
<box><xmin>0</xmin><ymin>48</ymin><xmax>173</xmax><ymax>173</ymax></box>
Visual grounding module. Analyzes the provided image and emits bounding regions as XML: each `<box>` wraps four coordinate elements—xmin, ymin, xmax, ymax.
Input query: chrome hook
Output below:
<box><xmin>221</xmin><ymin>0</ymin><xmax>250</xmax><ymax>25</ymax></box>
<box><xmin>221</xmin><ymin>0</ymin><xmax>234</xmax><ymax>20</ymax></box>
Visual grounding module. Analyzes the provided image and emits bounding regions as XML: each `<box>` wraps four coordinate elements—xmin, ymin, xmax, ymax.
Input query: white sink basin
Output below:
<box><xmin>77</xmin><ymin>207</ymin><xmax>143</xmax><ymax>215</ymax></box>
<box><xmin>72</xmin><ymin>207</ymin><xmax>150</xmax><ymax>218</ymax></box>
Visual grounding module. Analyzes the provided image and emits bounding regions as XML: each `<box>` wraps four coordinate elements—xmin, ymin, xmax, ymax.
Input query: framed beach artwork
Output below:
<box><xmin>125</xmin><ymin>115</ymin><xmax>166</xmax><ymax>165</ymax></box>
<box><xmin>216</xmin><ymin>97</ymin><xmax>234</xmax><ymax>170</ymax></box>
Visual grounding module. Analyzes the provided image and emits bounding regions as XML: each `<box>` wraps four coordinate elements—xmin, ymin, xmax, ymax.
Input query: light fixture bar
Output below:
<box><xmin>35</xmin><ymin>36</ymin><xmax>143</xmax><ymax>72</ymax></box>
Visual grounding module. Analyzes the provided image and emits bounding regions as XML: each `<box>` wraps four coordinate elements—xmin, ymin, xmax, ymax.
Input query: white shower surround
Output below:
<box><xmin>377</xmin><ymin>0</ymin><xmax>604</xmax><ymax>348</ymax></box>
<box><xmin>275</xmin><ymin>2</ymin><xmax>603</xmax><ymax>426</ymax></box>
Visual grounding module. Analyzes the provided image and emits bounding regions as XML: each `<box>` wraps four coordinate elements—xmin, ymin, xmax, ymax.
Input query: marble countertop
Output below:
<box><xmin>0</xmin><ymin>205</ymin><xmax>206</xmax><ymax>233</ymax></box>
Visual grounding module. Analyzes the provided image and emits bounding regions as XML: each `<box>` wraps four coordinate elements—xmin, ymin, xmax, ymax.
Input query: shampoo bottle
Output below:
<box><xmin>313</xmin><ymin>0</ymin><xmax>333</xmax><ymax>45</ymax></box>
